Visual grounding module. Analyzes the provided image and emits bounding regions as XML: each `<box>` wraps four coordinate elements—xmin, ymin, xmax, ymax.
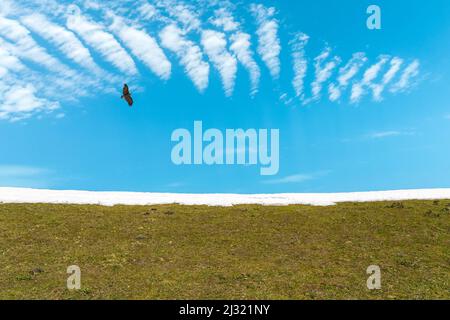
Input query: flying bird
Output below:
<box><xmin>121</xmin><ymin>84</ymin><xmax>133</xmax><ymax>107</ymax></box>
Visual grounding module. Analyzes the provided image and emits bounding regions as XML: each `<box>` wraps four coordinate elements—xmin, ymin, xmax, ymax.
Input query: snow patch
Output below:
<box><xmin>1</xmin><ymin>188</ymin><xmax>450</xmax><ymax>207</ymax></box>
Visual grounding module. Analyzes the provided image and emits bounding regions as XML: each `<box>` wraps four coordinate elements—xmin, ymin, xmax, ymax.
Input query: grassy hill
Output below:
<box><xmin>0</xmin><ymin>200</ymin><xmax>448</xmax><ymax>300</ymax></box>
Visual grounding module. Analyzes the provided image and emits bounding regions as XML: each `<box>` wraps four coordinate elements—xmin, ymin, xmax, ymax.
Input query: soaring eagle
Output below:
<box><xmin>121</xmin><ymin>84</ymin><xmax>133</xmax><ymax>107</ymax></box>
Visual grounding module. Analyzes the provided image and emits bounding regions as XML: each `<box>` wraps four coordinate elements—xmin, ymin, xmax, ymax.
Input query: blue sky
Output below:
<box><xmin>0</xmin><ymin>0</ymin><xmax>449</xmax><ymax>193</ymax></box>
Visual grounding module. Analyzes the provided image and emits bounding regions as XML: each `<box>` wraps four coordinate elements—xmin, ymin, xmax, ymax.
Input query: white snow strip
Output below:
<box><xmin>1</xmin><ymin>188</ymin><xmax>450</xmax><ymax>207</ymax></box>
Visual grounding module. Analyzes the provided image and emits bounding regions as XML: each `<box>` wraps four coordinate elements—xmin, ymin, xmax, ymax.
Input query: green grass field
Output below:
<box><xmin>0</xmin><ymin>201</ymin><xmax>449</xmax><ymax>300</ymax></box>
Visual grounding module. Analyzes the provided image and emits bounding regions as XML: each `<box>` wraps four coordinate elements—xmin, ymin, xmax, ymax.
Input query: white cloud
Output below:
<box><xmin>166</xmin><ymin>181</ymin><xmax>184</xmax><ymax>188</ymax></box>
<box><xmin>351</xmin><ymin>55</ymin><xmax>389</xmax><ymax>103</ymax></box>
<box><xmin>209</xmin><ymin>7</ymin><xmax>260</xmax><ymax>96</ymax></box>
<box><xmin>369</xmin><ymin>131</ymin><xmax>401</xmax><ymax>139</ymax></box>
<box><xmin>391</xmin><ymin>59</ymin><xmax>420</xmax><ymax>93</ymax></box>
<box><xmin>263</xmin><ymin>174</ymin><xmax>315</xmax><ymax>184</ymax></box>
<box><xmin>210</xmin><ymin>7</ymin><xmax>239</xmax><ymax>32</ymax></box>
<box><xmin>108</xmin><ymin>13</ymin><xmax>171</xmax><ymax>80</ymax></box>
<box><xmin>0</xmin><ymin>165</ymin><xmax>49</xmax><ymax>177</ymax></box>
<box><xmin>20</xmin><ymin>13</ymin><xmax>102</xmax><ymax>74</ymax></box>
<box><xmin>138</xmin><ymin>1</ymin><xmax>159</xmax><ymax>20</ymax></box>
<box><xmin>230</xmin><ymin>32</ymin><xmax>261</xmax><ymax>96</ymax></box>
<box><xmin>83</xmin><ymin>0</ymin><xmax>101</xmax><ymax>10</ymax></box>
<box><xmin>367</xmin><ymin>130</ymin><xmax>414</xmax><ymax>139</ymax></box>
<box><xmin>307</xmin><ymin>47</ymin><xmax>340</xmax><ymax>103</ymax></box>
<box><xmin>329</xmin><ymin>52</ymin><xmax>367</xmax><ymax>101</ymax></box>
<box><xmin>0</xmin><ymin>81</ymin><xmax>59</xmax><ymax>121</ymax></box>
<box><xmin>0</xmin><ymin>0</ymin><xmax>15</xmax><ymax>16</ymax></box>
<box><xmin>372</xmin><ymin>57</ymin><xmax>403</xmax><ymax>101</ymax></box>
<box><xmin>66</xmin><ymin>6</ymin><xmax>138</xmax><ymax>75</ymax></box>
<box><xmin>250</xmin><ymin>4</ymin><xmax>281</xmax><ymax>79</ymax></box>
<box><xmin>279</xmin><ymin>92</ymin><xmax>294</xmax><ymax>106</ymax></box>
<box><xmin>0</xmin><ymin>29</ymin><xmax>105</xmax><ymax>120</ymax></box>
<box><xmin>159</xmin><ymin>24</ymin><xmax>209</xmax><ymax>92</ymax></box>
<box><xmin>156</xmin><ymin>0</ymin><xmax>202</xmax><ymax>32</ymax></box>
<box><xmin>290</xmin><ymin>32</ymin><xmax>309</xmax><ymax>99</ymax></box>
<box><xmin>262</xmin><ymin>171</ymin><xmax>329</xmax><ymax>185</ymax></box>
<box><xmin>0</xmin><ymin>15</ymin><xmax>67</xmax><ymax>73</ymax></box>
<box><xmin>0</xmin><ymin>39</ymin><xmax>25</xmax><ymax>77</ymax></box>
<box><xmin>0</xmin><ymin>28</ymin><xmax>106</xmax><ymax>120</ymax></box>
<box><xmin>201</xmin><ymin>29</ymin><xmax>237</xmax><ymax>96</ymax></box>
<box><xmin>0</xmin><ymin>1</ymin><xmax>424</xmax><ymax>121</ymax></box>
<box><xmin>0</xmin><ymin>165</ymin><xmax>52</xmax><ymax>188</ymax></box>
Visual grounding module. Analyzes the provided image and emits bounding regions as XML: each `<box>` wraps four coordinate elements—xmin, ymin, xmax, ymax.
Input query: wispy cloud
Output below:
<box><xmin>0</xmin><ymin>0</ymin><xmax>423</xmax><ymax>121</ymax></box>
<box><xmin>308</xmin><ymin>47</ymin><xmax>340</xmax><ymax>103</ymax></box>
<box><xmin>156</xmin><ymin>0</ymin><xmax>202</xmax><ymax>32</ymax></box>
<box><xmin>329</xmin><ymin>52</ymin><xmax>367</xmax><ymax>102</ymax></box>
<box><xmin>341</xmin><ymin>130</ymin><xmax>416</xmax><ymax>143</ymax></box>
<box><xmin>0</xmin><ymin>79</ymin><xmax>59</xmax><ymax>121</ymax></box>
<box><xmin>211</xmin><ymin>7</ymin><xmax>260</xmax><ymax>95</ymax></box>
<box><xmin>108</xmin><ymin>13</ymin><xmax>171</xmax><ymax>80</ymax></box>
<box><xmin>262</xmin><ymin>171</ymin><xmax>329</xmax><ymax>185</ymax></box>
<box><xmin>0</xmin><ymin>42</ymin><xmax>59</xmax><ymax>121</ymax></box>
<box><xmin>166</xmin><ymin>181</ymin><xmax>185</xmax><ymax>188</ymax></box>
<box><xmin>210</xmin><ymin>7</ymin><xmax>239</xmax><ymax>32</ymax></box>
<box><xmin>0</xmin><ymin>0</ymin><xmax>14</xmax><ymax>16</ymax></box>
<box><xmin>0</xmin><ymin>40</ymin><xmax>25</xmax><ymax>77</ymax></box>
<box><xmin>0</xmin><ymin>165</ymin><xmax>49</xmax><ymax>177</ymax></box>
<box><xmin>0</xmin><ymin>15</ymin><xmax>67</xmax><ymax>73</ymax></box>
<box><xmin>20</xmin><ymin>13</ymin><xmax>102</xmax><ymax>74</ymax></box>
<box><xmin>66</xmin><ymin>5</ymin><xmax>138</xmax><ymax>75</ymax></box>
<box><xmin>250</xmin><ymin>4</ymin><xmax>281</xmax><ymax>79</ymax></box>
<box><xmin>372</xmin><ymin>57</ymin><xmax>403</xmax><ymax>101</ymax></box>
<box><xmin>159</xmin><ymin>24</ymin><xmax>209</xmax><ymax>92</ymax></box>
<box><xmin>0</xmin><ymin>165</ymin><xmax>52</xmax><ymax>188</ymax></box>
<box><xmin>230</xmin><ymin>32</ymin><xmax>261</xmax><ymax>95</ymax></box>
<box><xmin>290</xmin><ymin>32</ymin><xmax>309</xmax><ymax>100</ymax></box>
<box><xmin>367</xmin><ymin>130</ymin><xmax>415</xmax><ymax>139</ymax></box>
<box><xmin>0</xmin><ymin>19</ymin><xmax>105</xmax><ymax>121</ymax></box>
<box><xmin>138</xmin><ymin>2</ymin><xmax>159</xmax><ymax>21</ymax></box>
<box><xmin>351</xmin><ymin>55</ymin><xmax>389</xmax><ymax>103</ymax></box>
<box><xmin>201</xmin><ymin>29</ymin><xmax>237</xmax><ymax>96</ymax></box>
<box><xmin>391</xmin><ymin>59</ymin><xmax>420</xmax><ymax>93</ymax></box>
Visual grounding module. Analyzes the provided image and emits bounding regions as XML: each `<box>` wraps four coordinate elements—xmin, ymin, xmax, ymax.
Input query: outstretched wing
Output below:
<box><xmin>125</xmin><ymin>94</ymin><xmax>133</xmax><ymax>107</ymax></box>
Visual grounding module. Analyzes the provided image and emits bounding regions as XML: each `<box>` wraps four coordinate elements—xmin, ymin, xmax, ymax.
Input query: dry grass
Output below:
<box><xmin>0</xmin><ymin>200</ymin><xmax>449</xmax><ymax>299</ymax></box>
